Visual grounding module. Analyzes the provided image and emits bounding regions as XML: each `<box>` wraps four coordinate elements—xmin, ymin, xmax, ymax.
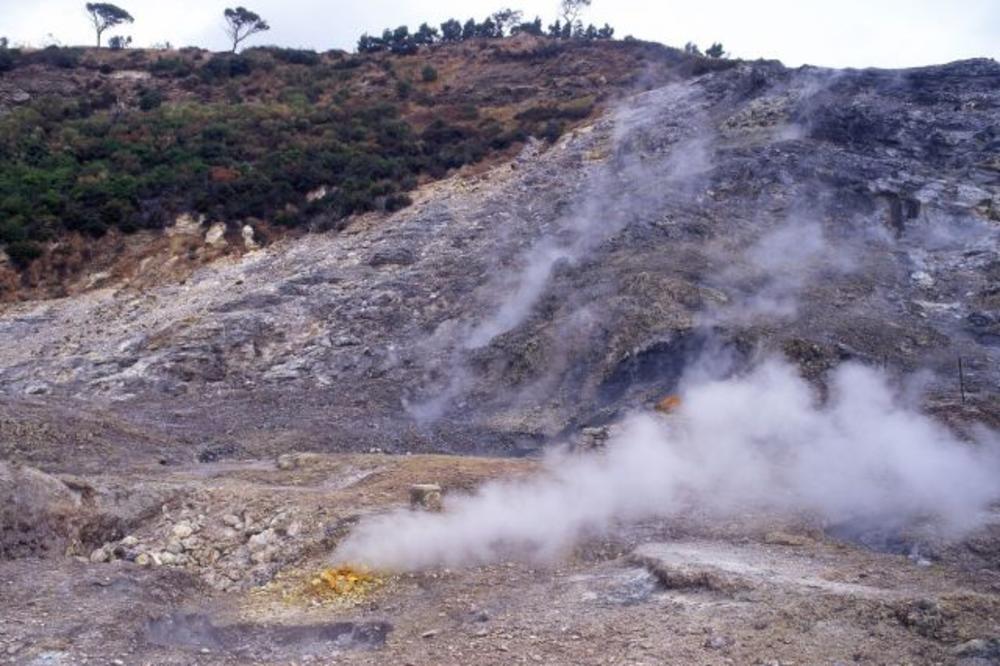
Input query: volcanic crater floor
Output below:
<box><xmin>3</xmin><ymin>452</ymin><xmax>1000</xmax><ymax>665</ymax></box>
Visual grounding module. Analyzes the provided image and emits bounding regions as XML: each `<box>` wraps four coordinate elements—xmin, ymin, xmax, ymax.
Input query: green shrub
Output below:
<box><xmin>515</xmin><ymin>97</ymin><xmax>594</xmax><ymax>122</ymax></box>
<box><xmin>199</xmin><ymin>54</ymin><xmax>254</xmax><ymax>82</ymax></box>
<box><xmin>421</xmin><ymin>65</ymin><xmax>438</xmax><ymax>82</ymax></box>
<box><xmin>138</xmin><ymin>88</ymin><xmax>164</xmax><ymax>111</ymax></box>
<box><xmin>279</xmin><ymin>88</ymin><xmax>309</xmax><ymax>106</ymax></box>
<box><xmin>332</xmin><ymin>56</ymin><xmax>363</xmax><ymax>70</ymax></box>
<box><xmin>149</xmin><ymin>57</ymin><xmax>194</xmax><ymax>78</ymax></box>
<box><xmin>26</xmin><ymin>46</ymin><xmax>82</xmax><ymax>69</ymax></box>
<box><xmin>0</xmin><ymin>218</ymin><xmax>27</xmax><ymax>244</ymax></box>
<box><xmin>0</xmin><ymin>45</ymin><xmax>21</xmax><ymax>72</ymax></box>
<box><xmin>385</xmin><ymin>193</ymin><xmax>412</xmax><ymax>211</ymax></box>
<box><xmin>541</xmin><ymin>120</ymin><xmax>564</xmax><ymax>143</ymax></box>
<box><xmin>274</xmin><ymin>209</ymin><xmax>304</xmax><ymax>226</ymax></box>
<box><xmin>5</xmin><ymin>240</ymin><xmax>42</xmax><ymax>267</ymax></box>
<box><xmin>269</xmin><ymin>48</ymin><xmax>320</xmax><ymax>66</ymax></box>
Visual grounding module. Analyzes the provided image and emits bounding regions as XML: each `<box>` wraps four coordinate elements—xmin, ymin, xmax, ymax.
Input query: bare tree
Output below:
<box><xmin>559</xmin><ymin>0</ymin><xmax>591</xmax><ymax>27</ymax></box>
<box><xmin>85</xmin><ymin>3</ymin><xmax>134</xmax><ymax>47</ymax></box>
<box><xmin>491</xmin><ymin>8</ymin><xmax>524</xmax><ymax>36</ymax></box>
<box><xmin>223</xmin><ymin>6</ymin><xmax>269</xmax><ymax>53</ymax></box>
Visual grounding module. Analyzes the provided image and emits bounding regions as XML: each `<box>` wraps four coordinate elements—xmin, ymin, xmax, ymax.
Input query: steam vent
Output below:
<box><xmin>1</xmin><ymin>9</ymin><xmax>999</xmax><ymax>664</ymax></box>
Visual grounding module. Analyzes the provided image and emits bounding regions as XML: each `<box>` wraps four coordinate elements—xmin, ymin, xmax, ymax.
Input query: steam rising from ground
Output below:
<box><xmin>336</xmin><ymin>358</ymin><xmax>999</xmax><ymax>571</ymax></box>
<box><xmin>404</xmin><ymin>83</ymin><xmax>714</xmax><ymax>421</ymax></box>
<box><xmin>368</xmin><ymin>74</ymin><xmax>1000</xmax><ymax>571</ymax></box>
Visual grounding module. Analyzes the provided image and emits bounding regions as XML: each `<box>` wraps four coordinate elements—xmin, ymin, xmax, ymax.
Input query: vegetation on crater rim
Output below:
<box><xmin>0</xmin><ymin>2</ymin><xmax>731</xmax><ymax>274</ymax></box>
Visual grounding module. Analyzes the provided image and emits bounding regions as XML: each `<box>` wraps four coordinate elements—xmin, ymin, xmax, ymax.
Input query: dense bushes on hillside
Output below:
<box><xmin>0</xmin><ymin>45</ymin><xmax>85</xmax><ymax>70</ymax></box>
<box><xmin>0</xmin><ymin>34</ymin><xmax>686</xmax><ymax>269</ymax></box>
<box><xmin>0</xmin><ymin>86</ymin><xmax>548</xmax><ymax>263</ymax></box>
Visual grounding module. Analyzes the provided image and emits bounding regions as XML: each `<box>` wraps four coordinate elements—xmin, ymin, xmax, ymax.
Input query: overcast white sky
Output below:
<box><xmin>2</xmin><ymin>0</ymin><xmax>998</xmax><ymax>68</ymax></box>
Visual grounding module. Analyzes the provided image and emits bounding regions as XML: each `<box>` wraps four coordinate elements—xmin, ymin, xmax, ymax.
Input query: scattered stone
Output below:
<box><xmin>250</xmin><ymin>547</ymin><xmax>277</xmax><ymax>565</ymax></box>
<box><xmin>421</xmin><ymin>629</ymin><xmax>439</xmax><ymax>639</ymax></box>
<box><xmin>120</xmin><ymin>535</ymin><xmax>139</xmax><ymax>547</ymax></box>
<box><xmin>248</xmin><ymin>528</ymin><xmax>277</xmax><ymax>551</ymax></box>
<box><xmin>705</xmin><ymin>635</ymin><xmax>733</xmax><ymax>650</ymax></box>
<box><xmin>577</xmin><ymin>426</ymin><xmax>610</xmax><ymax>450</ymax></box>
<box><xmin>953</xmin><ymin>638</ymin><xmax>1000</xmax><ymax>659</ymax></box>
<box><xmin>222</xmin><ymin>514</ymin><xmax>242</xmax><ymax>529</ymax></box>
<box><xmin>632</xmin><ymin>554</ymin><xmax>753</xmax><ymax>595</ymax></box>
<box><xmin>410</xmin><ymin>484</ymin><xmax>443</xmax><ymax>512</ymax></box>
<box><xmin>241</xmin><ymin>224</ymin><xmax>258</xmax><ymax>250</ymax></box>
<box><xmin>306</xmin><ymin>186</ymin><xmax>330</xmax><ymax>203</ymax></box>
<box><xmin>911</xmin><ymin>271</ymin><xmax>935</xmax><ymax>288</ymax></box>
<box><xmin>205</xmin><ymin>222</ymin><xmax>227</xmax><ymax>247</ymax></box>
<box><xmin>275</xmin><ymin>453</ymin><xmax>321</xmax><ymax>470</ymax></box>
<box><xmin>89</xmin><ymin>546</ymin><xmax>111</xmax><ymax>563</ymax></box>
<box><xmin>172</xmin><ymin>522</ymin><xmax>194</xmax><ymax>539</ymax></box>
<box><xmin>332</xmin><ymin>334</ymin><xmax>361</xmax><ymax>347</ymax></box>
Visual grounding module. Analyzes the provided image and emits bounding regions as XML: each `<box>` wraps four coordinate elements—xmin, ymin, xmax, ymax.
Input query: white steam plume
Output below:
<box><xmin>463</xmin><ymin>96</ymin><xmax>713</xmax><ymax>351</ymax></box>
<box><xmin>404</xmin><ymin>85</ymin><xmax>716</xmax><ymax>420</ymax></box>
<box><xmin>701</xmin><ymin>208</ymin><xmax>858</xmax><ymax>325</ymax></box>
<box><xmin>335</xmin><ymin>358</ymin><xmax>999</xmax><ymax>571</ymax></box>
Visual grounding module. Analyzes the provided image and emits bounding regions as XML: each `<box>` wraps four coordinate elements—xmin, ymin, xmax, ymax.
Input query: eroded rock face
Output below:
<box><xmin>0</xmin><ymin>462</ymin><xmax>83</xmax><ymax>558</ymax></box>
<box><xmin>0</xmin><ymin>59</ymin><xmax>996</xmax><ymax>460</ymax></box>
<box><xmin>0</xmin><ymin>462</ymin><xmax>172</xmax><ymax>559</ymax></box>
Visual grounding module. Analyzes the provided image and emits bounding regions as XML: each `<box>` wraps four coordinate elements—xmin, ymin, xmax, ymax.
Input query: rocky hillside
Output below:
<box><xmin>1</xmin><ymin>38</ymin><xmax>1000</xmax><ymax>666</ymax></box>
<box><xmin>0</xmin><ymin>52</ymin><xmax>996</xmax><ymax>468</ymax></box>
<box><xmin>0</xmin><ymin>37</ymin><xmax>724</xmax><ymax>300</ymax></box>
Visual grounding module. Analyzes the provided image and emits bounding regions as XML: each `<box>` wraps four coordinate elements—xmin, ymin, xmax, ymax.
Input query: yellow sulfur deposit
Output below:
<box><xmin>655</xmin><ymin>394</ymin><xmax>682</xmax><ymax>414</ymax></box>
<box><xmin>308</xmin><ymin>566</ymin><xmax>383</xmax><ymax>601</ymax></box>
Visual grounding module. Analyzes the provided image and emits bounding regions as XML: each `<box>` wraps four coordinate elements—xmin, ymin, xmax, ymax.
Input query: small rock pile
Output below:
<box><xmin>89</xmin><ymin>507</ymin><xmax>311</xmax><ymax>591</ymax></box>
